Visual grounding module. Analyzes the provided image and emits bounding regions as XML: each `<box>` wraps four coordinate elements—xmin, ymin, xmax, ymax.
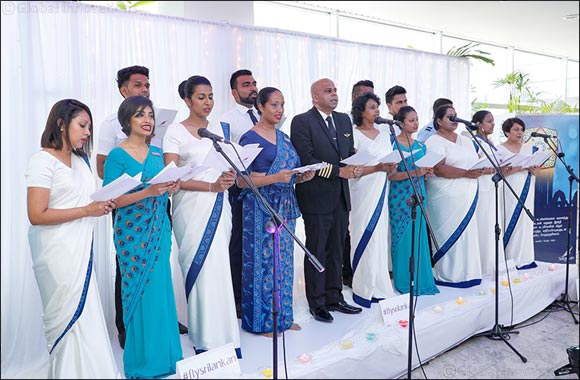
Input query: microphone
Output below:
<box><xmin>448</xmin><ymin>116</ymin><xmax>478</xmax><ymax>130</ymax></box>
<box><xmin>531</xmin><ymin>131</ymin><xmax>556</xmax><ymax>139</ymax></box>
<box><xmin>198</xmin><ymin>128</ymin><xmax>230</xmax><ymax>144</ymax></box>
<box><xmin>374</xmin><ymin>117</ymin><xmax>402</xmax><ymax>126</ymax></box>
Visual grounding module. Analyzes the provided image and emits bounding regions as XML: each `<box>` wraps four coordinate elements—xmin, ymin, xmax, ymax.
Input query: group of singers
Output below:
<box><xmin>25</xmin><ymin>67</ymin><xmax>542</xmax><ymax>378</ymax></box>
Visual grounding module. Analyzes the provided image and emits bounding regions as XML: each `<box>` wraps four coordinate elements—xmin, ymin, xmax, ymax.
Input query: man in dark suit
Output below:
<box><xmin>290</xmin><ymin>78</ymin><xmax>363</xmax><ymax>323</ymax></box>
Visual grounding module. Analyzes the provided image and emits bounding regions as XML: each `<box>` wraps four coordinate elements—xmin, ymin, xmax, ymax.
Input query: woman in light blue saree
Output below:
<box><xmin>388</xmin><ymin>106</ymin><xmax>439</xmax><ymax>296</ymax></box>
<box><xmin>104</xmin><ymin>96</ymin><xmax>182</xmax><ymax>379</ymax></box>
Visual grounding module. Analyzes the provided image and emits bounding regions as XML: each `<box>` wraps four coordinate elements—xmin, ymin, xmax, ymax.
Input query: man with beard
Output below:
<box><xmin>220</xmin><ymin>69</ymin><xmax>259</xmax><ymax>318</ymax></box>
<box><xmin>290</xmin><ymin>78</ymin><xmax>363</xmax><ymax>323</ymax></box>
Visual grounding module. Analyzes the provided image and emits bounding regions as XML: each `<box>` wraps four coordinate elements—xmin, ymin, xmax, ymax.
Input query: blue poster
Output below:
<box><xmin>517</xmin><ymin>114</ymin><xmax>579</xmax><ymax>264</ymax></box>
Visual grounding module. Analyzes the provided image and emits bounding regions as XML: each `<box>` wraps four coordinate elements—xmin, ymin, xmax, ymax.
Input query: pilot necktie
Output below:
<box><xmin>248</xmin><ymin>109</ymin><xmax>258</xmax><ymax>125</ymax></box>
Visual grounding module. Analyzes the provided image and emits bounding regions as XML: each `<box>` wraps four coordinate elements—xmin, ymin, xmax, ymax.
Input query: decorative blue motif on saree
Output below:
<box><xmin>50</xmin><ymin>243</ymin><xmax>93</xmax><ymax>354</ymax></box>
<box><xmin>433</xmin><ymin>188</ymin><xmax>479</xmax><ymax>264</ymax></box>
<box><xmin>114</xmin><ymin>147</ymin><xmax>170</xmax><ymax>325</ymax></box>
<box><xmin>185</xmin><ymin>122</ymin><xmax>231</xmax><ymax>299</ymax></box>
<box><xmin>503</xmin><ymin>172</ymin><xmax>531</xmax><ymax>248</ymax></box>
<box><xmin>503</xmin><ymin>146</ymin><xmax>538</xmax><ymax>250</ymax></box>
<box><xmin>352</xmin><ymin>176</ymin><xmax>388</xmax><ymax>273</ymax></box>
<box><xmin>240</xmin><ymin>130</ymin><xmax>301</xmax><ymax>333</ymax></box>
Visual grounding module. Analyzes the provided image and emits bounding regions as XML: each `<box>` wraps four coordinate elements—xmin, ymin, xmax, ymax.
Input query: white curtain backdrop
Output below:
<box><xmin>0</xmin><ymin>1</ymin><xmax>470</xmax><ymax>378</ymax></box>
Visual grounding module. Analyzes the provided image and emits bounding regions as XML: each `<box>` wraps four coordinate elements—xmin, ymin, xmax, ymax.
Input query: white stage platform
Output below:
<box><xmin>110</xmin><ymin>261</ymin><xmax>577</xmax><ymax>379</ymax></box>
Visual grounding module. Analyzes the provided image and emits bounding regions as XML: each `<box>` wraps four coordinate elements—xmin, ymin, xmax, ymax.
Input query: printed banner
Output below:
<box><xmin>517</xmin><ymin>114</ymin><xmax>579</xmax><ymax>264</ymax></box>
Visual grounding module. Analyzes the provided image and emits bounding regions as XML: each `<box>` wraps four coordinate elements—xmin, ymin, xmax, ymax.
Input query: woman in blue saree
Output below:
<box><xmin>103</xmin><ymin>96</ymin><xmax>182</xmax><ymax>378</ymax></box>
<box><xmin>238</xmin><ymin>87</ymin><xmax>314</xmax><ymax>335</ymax></box>
<box><xmin>389</xmin><ymin>106</ymin><xmax>439</xmax><ymax>295</ymax></box>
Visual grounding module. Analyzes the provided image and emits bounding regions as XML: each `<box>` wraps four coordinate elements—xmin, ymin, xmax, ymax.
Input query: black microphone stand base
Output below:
<box><xmin>477</xmin><ymin>173</ymin><xmax>527</xmax><ymax>364</ymax></box>
<box><xmin>555</xmin><ymin>293</ymin><xmax>579</xmax><ymax>325</ymax></box>
<box><xmin>474</xmin><ymin>324</ymin><xmax>527</xmax><ymax>363</ymax></box>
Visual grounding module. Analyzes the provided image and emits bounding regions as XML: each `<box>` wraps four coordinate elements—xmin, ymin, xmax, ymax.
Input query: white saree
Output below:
<box><xmin>497</xmin><ymin>143</ymin><xmax>537</xmax><ymax>269</ymax></box>
<box><xmin>349</xmin><ymin>127</ymin><xmax>394</xmax><ymax>307</ymax></box>
<box><xmin>426</xmin><ymin>134</ymin><xmax>483</xmax><ymax>288</ymax></box>
<box><xmin>163</xmin><ymin>121</ymin><xmax>241</xmax><ymax>354</ymax></box>
<box><xmin>474</xmin><ymin>135</ymin><xmax>505</xmax><ymax>276</ymax></box>
<box><xmin>26</xmin><ymin>151</ymin><xmax>119</xmax><ymax>379</ymax></box>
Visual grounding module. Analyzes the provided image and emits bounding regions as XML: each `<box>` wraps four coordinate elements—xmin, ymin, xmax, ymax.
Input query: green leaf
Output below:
<box><xmin>129</xmin><ymin>1</ymin><xmax>157</xmax><ymax>8</ymax></box>
<box><xmin>446</xmin><ymin>42</ymin><xmax>495</xmax><ymax>66</ymax></box>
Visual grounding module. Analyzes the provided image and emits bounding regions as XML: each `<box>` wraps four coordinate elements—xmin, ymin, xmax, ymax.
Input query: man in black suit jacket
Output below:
<box><xmin>290</xmin><ymin>78</ymin><xmax>363</xmax><ymax>323</ymax></box>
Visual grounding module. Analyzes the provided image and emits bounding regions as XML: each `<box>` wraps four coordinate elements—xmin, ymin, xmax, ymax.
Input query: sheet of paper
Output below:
<box><xmin>501</xmin><ymin>153</ymin><xmax>531</xmax><ymax>168</ymax></box>
<box><xmin>153</xmin><ymin>108</ymin><xmax>178</xmax><ymax>141</ymax></box>
<box><xmin>294</xmin><ymin>162</ymin><xmax>329</xmax><ymax>173</ymax></box>
<box><xmin>202</xmin><ymin>141</ymin><xmax>263</xmax><ymax>173</ymax></box>
<box><xmin>376</xmin><ymin>149</ymin><xmax>418</xmax><ymax>164</ymax></box>
<box><xmin>414</xmin><ymin>150</ymin><xmax>444</xmax><ymax>168</ymax></box>
<box><xmin>521</xmin><ymin>150</ymin><xmax>551</xmax><ymax>168</ymax></box>
<box><xmin>340</xmin><ymin>150</ymin><xmax>376</xmax><ymax>165</ymax></box>
<box><xmin>469</xmin><ymin>155</ymin><xmax>496</xmax><ymax>170</ymax></box>
<box><xmin>90</xmin><ymin>172</ymin><xmax>142</xmax><ymax>201</ymax></box>
<box><xmin>147</xmin><ymin>161</ymin><xmax>208</xmax><ymax>184</ymax></box>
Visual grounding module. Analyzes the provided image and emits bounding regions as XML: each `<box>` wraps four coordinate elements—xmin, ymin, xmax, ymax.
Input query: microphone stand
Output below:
<box><xmin>388</xmin><ymin>122</ymin><xmax>440</xmax><ymax>379</ymax></box>
<box><xmin>209</xmin><ymin>140</ymin><xmax>324</xmax><ymax>380</ymax></box>
<box><xmin>462</xmin><ymin>125</ymin><xmax>527</xmax><ymax>363</ymax></box>
<box><xmin>542</xmin><ymin>138</ymin><xmax>579</xmax><ymax>325</ymax></box>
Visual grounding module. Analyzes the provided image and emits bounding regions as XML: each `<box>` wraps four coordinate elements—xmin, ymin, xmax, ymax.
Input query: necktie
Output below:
<box><xmin>326</xmin><ymin>115</ymin><xmax>338</xmax><ymax>148</ymax></box>
<box><xmin>248</xmin><ymin>109</ymin><xmax>258</xmax><ymax>125</ymax></box>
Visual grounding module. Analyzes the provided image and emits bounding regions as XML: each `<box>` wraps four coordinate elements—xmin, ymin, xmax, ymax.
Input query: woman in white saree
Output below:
<box><xmin>164</xmin><ymin>76</ymin><xmax>241</xmax><ymax>357</ymax></box>
<box><xmin>497</xmin><ymin>117</ymin><xmax>541</xmax><ymax>269</ymax></box>
<box><xmin>425</xmin><ymin>105</ymin><xmax>484</xmax><ymax>288</ymax></box>
<box><xmin>349</xmin><ymin>93</ymin><xmax>396</xmax><ymax>307</ymax></box>
<box><xmin>26</xmin><ymin>99</ymin><xmax>119</xmax><ymax>378</ymax></box>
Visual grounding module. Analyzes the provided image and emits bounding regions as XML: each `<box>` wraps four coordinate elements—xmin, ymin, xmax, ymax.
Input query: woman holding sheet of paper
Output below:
<box><xmin>348</xmin><ymin>93</ymin><xmax>397</xmax><ymax>307</ymax></box>
<box><xmin>388</xmin><ymin>106</ymin><xmax>439</xmax><ymax>295</ymax></box>
<box><xmin>236</xmin><ymin>87</ymin><xmax>314</xmax><ymax>335</ymax></box>
<box><xmin>425</xmin><ymin>104</ymin><xmax>484</xmax><ymax>288</ymax></box>
<box><xmin>103</xmin><ymin>95</ymin><xmax>182</xmax><ymax>378</ymax></box>
<box><xmin>470</xmin><ymin>110</ymin><xmax>506</xmax><ymax>275</ymax></box>
<box><xmin>497</xmin><ymin>117</ymin><xmax>540</xmax><ymax>269</ymax></box>
<box><xmin>26</xmin><ymin>99</ymin><xmax>119</xmax><ymax>378</ymax></box>
<box><xmin>163</xmin><ymin>75</ymin><xmax>242</xmax><ymax>357</ymax></box>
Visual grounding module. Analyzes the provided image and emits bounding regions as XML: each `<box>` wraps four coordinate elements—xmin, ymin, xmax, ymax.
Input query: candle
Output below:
<box><xmin>456</xmin><ymin>296</ymin><xmax>464</xmax><ymax>304</ymax></box>
<box><xmin>298</xmin><ymin>354</ymin><xmax>311</xmax><ymax>363</ymax></box>
<box><xmin>365</xmin><ymin>332</ymin><xmax>377</xmax><ymax>342</ymax></box>
<box><xmin>501</xmin><ymin>280</ymin><xmax>510</xmax><ymax>286</ymax></box>
<box><xmin>340</xmin><ymin>340</ymin><xmax>353</xmax><ymax>349</ymax></box>
<box><xmin>261</xmin><ymin>368</ymin><xmax>273</xmax><ymax>378</ymax></box>
<box><xmin>512</xmin><ymin>278</ymin><xmax>521</xmax><ymax>284</ymax></box>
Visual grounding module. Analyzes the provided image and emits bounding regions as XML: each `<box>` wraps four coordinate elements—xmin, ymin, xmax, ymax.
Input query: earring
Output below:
<box><xmin>59</xmin><ymin>127</ymin><xmax>64</xmax><ymax>132</ymax></box>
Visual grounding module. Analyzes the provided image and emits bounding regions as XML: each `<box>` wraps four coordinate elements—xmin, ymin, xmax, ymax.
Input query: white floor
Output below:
<box><xmin>109</xmin><ymin>261</ymin><xmax>578</xmax><ymax>379</ymax></box>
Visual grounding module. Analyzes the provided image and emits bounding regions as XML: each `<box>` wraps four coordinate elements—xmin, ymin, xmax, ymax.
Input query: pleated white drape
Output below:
<box><xmin>1</xmin><ymin>1</ymin><xmax>470</xmax><ymax>378</ymax></box>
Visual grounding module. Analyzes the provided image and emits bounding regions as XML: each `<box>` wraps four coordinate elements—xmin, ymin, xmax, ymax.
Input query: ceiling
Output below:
<box><xmin>299</xmin><ymin>1</ymin><xmax>579</xmax><ymax>61</ymax></box>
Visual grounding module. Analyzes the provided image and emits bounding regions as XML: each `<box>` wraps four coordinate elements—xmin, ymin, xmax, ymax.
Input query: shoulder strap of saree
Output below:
<box><xmin>220</xmin><ymin>121</ymin><xmax>231</xmax><ymax>141</ymax></box>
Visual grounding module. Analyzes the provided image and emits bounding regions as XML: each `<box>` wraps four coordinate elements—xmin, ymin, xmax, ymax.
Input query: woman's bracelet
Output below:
<box><xmin>208</xmin><ymin>182</ymin><xmax>212</xmax><ymax>192</ymax></box>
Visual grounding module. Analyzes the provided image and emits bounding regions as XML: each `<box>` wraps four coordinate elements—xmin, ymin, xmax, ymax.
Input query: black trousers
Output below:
<box><xmin>302</xmin><ymin>199</ymin><xmax>349</xmax><ymax>311</ymax></box>
<box><xmin>343</xmin><ymin>228</ymin><xmax>353</xmax><ymax>280</ymax></box>
<box><xmin>228</xmin><ymin>185</ymin><xmax>243</xmax><ymax>307</ymax></box>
